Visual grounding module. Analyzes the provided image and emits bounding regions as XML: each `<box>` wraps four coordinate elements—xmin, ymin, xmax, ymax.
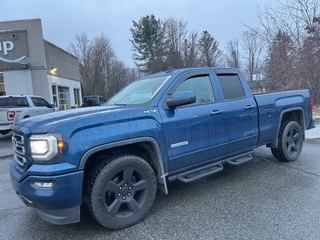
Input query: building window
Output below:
<box><xmin>52</xmin><ymin>85</ymin><xmax>58</xmax><ymax>107</ymax></box>
<box><xmin>0</xmin><ymin>72</ymin><xmax>5</xmax><ymax>96</ymax></box>
<box><xmin>74</xmin><ymin>88</ymin><xmax>80</xmax><ymax>107</ymax></box>
<box><xmin>58</xmin><ymin>86</ymin><xmax>70</xmax><ymax>110</ymax></box>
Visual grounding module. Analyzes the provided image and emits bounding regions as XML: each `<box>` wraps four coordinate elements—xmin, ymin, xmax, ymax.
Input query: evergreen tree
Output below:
<box><xmin>265</xmin><ymin>30</ymin><xmax>296</xmax><ymax>91</ymax></box>
<box><xmin>130</xmin><ymin>15</ymin><xmax>166</xmax><ymax>73</ymax></box>
<box><xmin>198</xmin><ymin>31</ymin><xmax>223</xmax><ymax>67</ymax></box>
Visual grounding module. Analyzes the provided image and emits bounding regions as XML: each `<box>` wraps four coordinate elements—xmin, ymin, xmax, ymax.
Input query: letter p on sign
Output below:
<box><xmin>0</xmin><ymin>41</ymin><xmax>14</xmax><ymax>55</ymax></box>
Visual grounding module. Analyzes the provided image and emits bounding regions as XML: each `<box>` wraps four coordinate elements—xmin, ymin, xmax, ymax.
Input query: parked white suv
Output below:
<box><xmin>0</xmin><ymin>95</ymin><xmax>59</xmax><ymax>135</ymax></box>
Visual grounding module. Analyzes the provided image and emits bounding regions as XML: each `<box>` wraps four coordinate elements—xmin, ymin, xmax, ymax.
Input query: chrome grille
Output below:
<box><xmin>12</xmin><ymin>132</ymin><xmax>26</xmax><ymax>168</ymax></box>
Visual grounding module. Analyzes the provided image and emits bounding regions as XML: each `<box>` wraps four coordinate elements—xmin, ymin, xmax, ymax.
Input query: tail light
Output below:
<box><xmin>7</xmin><ymin>110</ymin><xmax>16</xmax><ymax>121</ymax></box>
<box><xmin>310</xmin><ymin>96</ymin><xmax>315</xmax><ymax>112</ymax></box>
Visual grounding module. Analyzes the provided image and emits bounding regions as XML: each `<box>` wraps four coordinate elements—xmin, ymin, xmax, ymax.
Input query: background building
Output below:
<box><xmin>0</xmin><ymin>19</ymin><xmax>82</xmax><ymax>109</ymax></box>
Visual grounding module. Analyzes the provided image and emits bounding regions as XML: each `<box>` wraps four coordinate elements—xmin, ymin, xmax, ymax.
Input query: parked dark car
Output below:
<box><xmin>82</xmin><ymin>95</ymin><xmax>106</xmax><ymax>107</ymax></box>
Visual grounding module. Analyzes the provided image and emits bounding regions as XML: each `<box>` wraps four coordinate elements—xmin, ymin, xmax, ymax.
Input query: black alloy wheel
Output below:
<box><xmin>271</xmin><ymin>121</ymin><xmax>303</xmax><ymax>161</ymax></box>
<box><xmin>86</xmin><ymin>155</ymin><xmax>157</xmax><ymax>229</ymax></box>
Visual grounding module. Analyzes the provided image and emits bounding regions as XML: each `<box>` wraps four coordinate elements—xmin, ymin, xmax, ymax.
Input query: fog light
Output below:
<box><xmin>33</xmin><ymin>182</ymin><xmax>55</xmax><ymax>189</ymax></box>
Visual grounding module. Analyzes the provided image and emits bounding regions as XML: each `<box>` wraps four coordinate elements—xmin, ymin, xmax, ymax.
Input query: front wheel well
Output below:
<box><xmin>82</xmin><ymin>141</ymin><xmax>166</xmax><ymax>193</ymax></box>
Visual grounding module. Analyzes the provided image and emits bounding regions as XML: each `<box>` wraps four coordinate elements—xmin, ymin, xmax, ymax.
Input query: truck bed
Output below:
<box><xmin>254</xmin><ymin>90</ymin><xmax>314</xmax><ymax>146</ymax></box>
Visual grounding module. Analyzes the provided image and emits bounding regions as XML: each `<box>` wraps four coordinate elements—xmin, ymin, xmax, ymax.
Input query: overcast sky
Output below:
<box><xmin>2</xmin><ymin>0</ymin><xmax>269</xmax><ymax>67</ymax></box>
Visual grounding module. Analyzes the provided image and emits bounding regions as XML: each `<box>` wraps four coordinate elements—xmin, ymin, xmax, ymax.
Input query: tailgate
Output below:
<box><xmin>0</xmin><ymin>108</ymin><xmax>9</xmax><ymax>124</ymax></box>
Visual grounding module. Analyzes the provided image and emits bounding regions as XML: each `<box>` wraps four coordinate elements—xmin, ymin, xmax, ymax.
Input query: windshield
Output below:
<box><xmin>105</xmin><ymin>75</ymin><xmax>171</xmax><ymax>105</ymax></box>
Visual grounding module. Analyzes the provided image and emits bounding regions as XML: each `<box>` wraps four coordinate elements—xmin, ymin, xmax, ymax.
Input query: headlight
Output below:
<box><xmin>30</xmin><ymin>134</ymin><xmax>63</xmax><ymax>162</ymax></box>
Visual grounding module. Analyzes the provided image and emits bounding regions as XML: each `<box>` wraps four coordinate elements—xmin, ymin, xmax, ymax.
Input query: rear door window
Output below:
<box><xmin>0</xmin><ymin>98</ymin><xmax>6</xmax><ymax>106</ymax></box>
<box><xmin>0</xmin><ymin>97</ymin><xmax>29</xmax><ymax>107</ymax></box>
<box><xmin>217</xmin><ymin>74</ymin><xmax>245</xmax><ymax>100</ymax></box>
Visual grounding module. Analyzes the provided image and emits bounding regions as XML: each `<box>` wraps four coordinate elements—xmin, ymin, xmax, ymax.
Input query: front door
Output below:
<box><xmin>160</xmin><ymin>73</ymin><xmax>228</xmax><ymax>173</ymax></box>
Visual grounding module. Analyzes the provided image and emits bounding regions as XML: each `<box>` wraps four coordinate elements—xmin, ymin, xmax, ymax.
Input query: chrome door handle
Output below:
<box><xmin>244</xmin><ymin>105</ymin><xmax>255</xmax><ymax>110</ymax></box>
<box><xmin>210</xmin><ymin>110</ymin><xmax>223</xmax><ymax>116</ymax></box>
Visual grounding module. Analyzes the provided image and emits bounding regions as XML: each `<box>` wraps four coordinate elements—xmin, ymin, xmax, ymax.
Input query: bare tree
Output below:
<box><xmin>105</xmin><ymin>61</ymin><xmax>136</xmax><ymax>97</ymax></box>
<box><xmin>253</xmin><ymin>0</ymin><xmax>320</xmax><ymax>103</ymax></box>
<box><xmin>305</xmin><ymin>16</ymin><xmax>320</xmax><ymax>43</ymax></box>
<box><xmin>69</xmin><ymin>33</ymin><xmax>94</xmax><ymax>95</ymax></box>
<box><xmin>298</xmin><ymin>31</ymin><xmax>320</xmax><ymax>104</ymax></box>
<box><xmin>91</xmin><ymin>34</ymin><xmax>115</xmax><ymax>95</ymax></box>
<box><xmin>256</xmin><ymin>0</ymin><xmax>320</xmax><ymax>49</ymax></box>
<box><xmin>182</xmin><ymin>31</ymin><xmax>199</xmax><ymax>67</ymax></box>
<box><xmin>163</xmin><ymin>17</ymin><xmax>188</xmax><ymax>69</ymax></box>
<box><xmin>68</xmin><ymin>33</ymin><xmax>133</xmax><ymax>99</ymax></box>
<box><xmin>225</xmin><ymin>38</ymin><xmax>241</xmax><ymax>69</ymax></box>
<box><xmin>241</xmin><ymin>29</ymin><xmax>266</xmax><ymax>82</ymax></box>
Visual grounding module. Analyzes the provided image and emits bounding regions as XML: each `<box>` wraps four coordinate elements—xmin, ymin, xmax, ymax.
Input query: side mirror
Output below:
<box><xmin>166</xmin><ymin>91</ymin><xmax>196</xmax><ymax>108</ymax></box>
<box><xmin>50</xmin><ymin>104</ymin><xmax>59</xmax><ymax>111</ymax></box>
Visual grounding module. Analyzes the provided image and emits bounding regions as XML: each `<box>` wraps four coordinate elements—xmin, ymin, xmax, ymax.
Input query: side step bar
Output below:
<box><xmin>176</xmin><ymin>162</ymin><xmax>224</xmax><ymax>183</ymax></box>
<box><xmin>168</xmin><ymin>151</ymin><xmax>254</xmax><ymax>183</ymax></box>
<box><xmin>226</xmin><ymin>152</ymin><xmax>254</xmax><ymax>165</ymax></box>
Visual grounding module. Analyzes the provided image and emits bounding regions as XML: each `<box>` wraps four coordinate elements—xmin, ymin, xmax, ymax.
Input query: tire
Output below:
<box><xmin>85</xmin><ymin>155</ymin><xmax>157</xmax><ymax>229</ymax></box>
<box><xmin>271</xmin><ymin>121</ymin><xmax>303</xmax><ymax>161</ymax></box>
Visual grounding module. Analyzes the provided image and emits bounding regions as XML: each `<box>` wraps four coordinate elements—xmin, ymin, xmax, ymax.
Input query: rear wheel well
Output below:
<box><xmin>280</xmin><ymin>110</ymin><xmax>304</xmax><ymax>136</ymax></box>
<box><xmin>281</xmin><ymin>110</ymin><xmax>302</xmax><ymax>125</ymax></box>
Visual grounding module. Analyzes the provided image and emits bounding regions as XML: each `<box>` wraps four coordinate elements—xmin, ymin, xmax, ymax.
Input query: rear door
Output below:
<box><xmin>216</xmin><ymin>73</ymin><xmax>258</xmax><ymax>154</ymax></box>
<box><xmin>159</xmin><ymin>71</ymin><xmax>227</xmax><ymax>173</ymax></box>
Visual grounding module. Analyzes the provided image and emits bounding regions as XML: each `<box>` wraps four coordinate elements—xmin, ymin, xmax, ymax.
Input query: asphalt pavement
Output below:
<box><xmin>0</xmin><ymin>119</ymin><xmax>319</xmax><ymax>159</ymax></box>
<box><xmin>0</xmin><ymin>132</ymin><xmax>14</xmax><ymax>159</ymax></box>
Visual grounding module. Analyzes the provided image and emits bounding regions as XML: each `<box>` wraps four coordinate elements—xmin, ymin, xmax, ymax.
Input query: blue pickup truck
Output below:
<box><xmin>10</xmin><ymin>67</ymin><xmax>315</xmax><ymax>229</ymax></box>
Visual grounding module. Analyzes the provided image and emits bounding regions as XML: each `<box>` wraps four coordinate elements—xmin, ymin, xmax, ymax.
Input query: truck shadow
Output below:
<box><xmin>0</xmin><ymin>131</ymin><xmax>12</xmax><ymax>140</ymax></box>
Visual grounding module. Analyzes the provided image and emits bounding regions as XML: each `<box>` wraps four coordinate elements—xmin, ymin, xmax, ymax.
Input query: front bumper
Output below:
<box><xmin>10</xmin><ymin>160</ymin><xmax>84</xmax><ymax>225</ymax></box>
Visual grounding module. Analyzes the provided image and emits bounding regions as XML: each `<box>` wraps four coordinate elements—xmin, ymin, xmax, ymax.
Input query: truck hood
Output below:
<box><xmin>14</xmin><ymin>105</ymin><xmax>157</xmax><ymax>135</ymax></box>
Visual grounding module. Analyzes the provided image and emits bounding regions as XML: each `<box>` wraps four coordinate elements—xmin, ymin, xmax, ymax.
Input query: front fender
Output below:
<box><xmin>78</xmin><ymin>137</ymin><xmax>168</xmax><ymax>194</ymax></box>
